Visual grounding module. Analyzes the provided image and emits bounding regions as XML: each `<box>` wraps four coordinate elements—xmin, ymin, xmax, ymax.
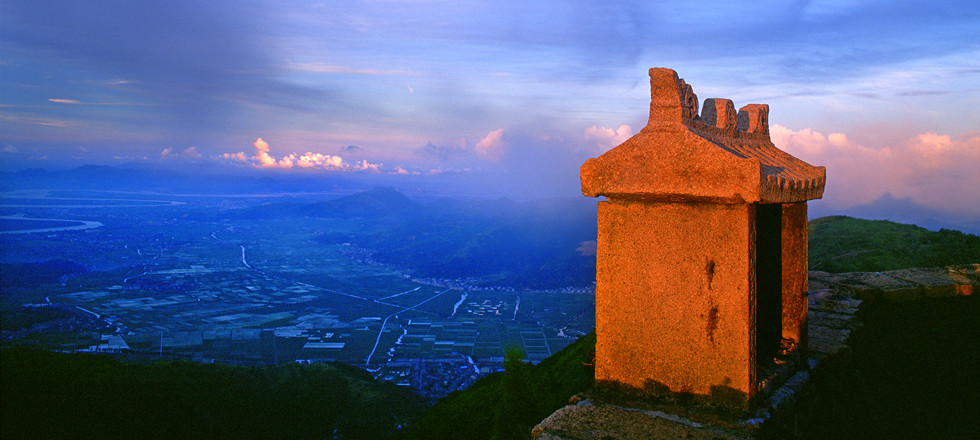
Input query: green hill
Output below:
<box><xmin>0</xmin><ymin>349</ymin><xmax>428</xmax><ymax>440</ymax></box>
<box><xmin>808</xmin><ymin>216</ymin><xmax>980</xmax><ymax>273</ymax></box>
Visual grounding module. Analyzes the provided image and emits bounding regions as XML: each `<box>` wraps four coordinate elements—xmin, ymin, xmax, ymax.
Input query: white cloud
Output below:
<box><xmin>244</xmin><ymin>137</ymin><xmax>382</xmax><ymax>172</ymax></box>
<box><xmin>352</xmin><ymin>159</ymin><xmax>381</xmax><ymax>172</ymax></box>
<box><xmin>295</xmin><ymin>152</ymin><xmax>344</xmax><ymax>168</ymax></box>
<box><xmin>475</xmin><ymin>129</ymin><xmax>506</xmax><ymax>162</ymax></box>
<box><xmin>584</xmin><ymin>125</ymin><xmax>633</xmax><ymax>153</ymax></box>
<box><xmin>771</xmin><ymin>125</ymin><xmax>980</xmax><ymax>216</ymax></box>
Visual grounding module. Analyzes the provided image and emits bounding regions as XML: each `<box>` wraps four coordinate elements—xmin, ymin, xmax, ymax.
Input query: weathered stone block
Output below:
<box><xmin>887</xmin><ymin>267</ymin><xmax>973</xmax><ymax>298</ymax></box>
<box><xmin>809</xmin><ymin>271</ymin><xmax>922</xmax><ymax>301</ymax></box>
<box><xmin>595</xmin><ymin>200</ymin><xmax>755</xmax><ymax>404</ymax></box>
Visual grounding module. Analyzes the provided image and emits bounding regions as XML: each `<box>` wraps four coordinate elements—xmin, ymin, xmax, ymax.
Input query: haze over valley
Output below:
<box><xmin>1</xmin><ymin>168</ymin><xmax>597</xmax><ymax>400</ymax></box>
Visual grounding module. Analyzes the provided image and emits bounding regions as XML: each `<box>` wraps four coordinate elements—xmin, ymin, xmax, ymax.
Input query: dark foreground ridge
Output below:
<box><xmin>1</xmin><ymin>351</ymin><xmax>428</xmax><ymax>440</ymax></box>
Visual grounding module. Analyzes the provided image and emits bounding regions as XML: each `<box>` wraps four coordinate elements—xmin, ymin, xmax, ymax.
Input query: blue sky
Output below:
<box><xmin>2</xmin><ymin>1</ymin><xmax>979</xmax><ymax>225</ymax></box>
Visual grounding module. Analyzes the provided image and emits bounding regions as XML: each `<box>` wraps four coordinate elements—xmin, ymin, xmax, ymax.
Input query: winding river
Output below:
<box><xmin>0</xmin><ymin>216</ymin><xmax>104</xmax><ymax>235</ymax></box>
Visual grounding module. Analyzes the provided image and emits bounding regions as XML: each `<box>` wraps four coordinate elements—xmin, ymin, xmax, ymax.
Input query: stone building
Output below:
<box><xmin>580</xmin><ymin>68</ymin><xmax>826</xmax><ymax>410</ymax></box>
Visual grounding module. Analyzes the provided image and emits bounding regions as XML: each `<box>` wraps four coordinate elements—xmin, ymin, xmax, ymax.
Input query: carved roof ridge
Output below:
<box><xmin>581</xmin><ymin>68</ymin><xmax>826</xmax><ymax>204</ymax></box>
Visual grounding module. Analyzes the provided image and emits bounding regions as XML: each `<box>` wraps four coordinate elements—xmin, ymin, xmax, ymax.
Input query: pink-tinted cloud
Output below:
<box><xmin>772</xmin><ymin>125</ymin><xmax>980</xmax><ymax>216</ymax></box>
<box><xmin>584</xmin><ymin>124</ymin><xmax>633</xmax><ymax>153</ymax></box>
<box><xmin>475</xmin><ymin>129</ymin><xmax>506</xmax><ymax>162</ymax></box>
<box><xmin>240</xmin><ymin>137</ymin><xmax>382</xmax><ymax>172</ymax></box>
<box><xmin>221</xmin><ymin>151</ymin><xmax>248</xmax><ymax>162</ymax></box>
<box><xmin>252</xmin><ymin>137</ymin><xmax>277</xmax><ymax>167</ymax></box>
<box><xmin>181</xmin><ymin>146</ymin><xmax>201</xmax><ymax>159</ymax></box>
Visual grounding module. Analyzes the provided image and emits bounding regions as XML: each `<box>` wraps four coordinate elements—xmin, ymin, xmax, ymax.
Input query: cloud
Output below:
<box><xmin>0</xmin><ymin>112</ymin><xmax>74</xmax><ymax>128</ymax></box>
<box><xmin>252</xmin><ymin>138</ymin><xmax>277</xmax><ymax>167</ymax></box>
<box><xmin>475</xmin><ymin>129</ymin><xmax>506</xmax><ymax>162</ymax></box>
<box><xmin>242</xmin><ymin>137</ymin><xmax>381</xmax><ymax>172</ymax></box>
<box><xmin>295</xmin><ymin>153</ymin><xmax>343</xmax><ymax>168</ymax></box>
<box><xmin>180</xmin><ymin>146</ymin><xmax>201</xmax><ymax>159</ymax></box>
<box><xmin>221</xmin><ymin>151</ymin><xmax>248</xmax><ymax>162</ymax></box>
<box><xmin>48</xmin><ymin>98</ymin><xmax>81</xmax><ymax>104</ymax></box>
<box><xmin>584</xmin><ymin>125</ymin><xmax>633</xmax><ymax>153</ymax></box>
<box><xmin>352</xmin><ymin>159</ymin><xmax>381</xmax><ymax>173</ymax></box>
<box><xmin>421</xmin><ymin>138</ymin><xmax>469</xmax><ymax>160</ymax></box>
<box><xmin>161</xmin><ymin>146</ymin><xmax>202</xmax><ymax>160</ymax></box>
<box><xmin>771</xmin><ymin>125</ymin><xmax>980</xmax><ymax>217</ymax></box>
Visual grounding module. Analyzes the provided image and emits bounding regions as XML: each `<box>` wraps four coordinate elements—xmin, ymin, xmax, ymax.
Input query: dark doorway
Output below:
<box><xmin>755</xmin><ymin>204</ymin><xmax>782</xmax><ymax>365</ymax></box>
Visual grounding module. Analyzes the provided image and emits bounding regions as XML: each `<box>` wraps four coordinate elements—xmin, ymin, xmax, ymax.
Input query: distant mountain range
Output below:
<box><xmin>819</xmin><ymin>193</ymin><xmax>980</xmax><ymax>235</ymax></box>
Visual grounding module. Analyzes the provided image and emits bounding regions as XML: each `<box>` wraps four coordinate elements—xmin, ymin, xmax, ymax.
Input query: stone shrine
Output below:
<box><xmin>580</xmin><ymin>68</ymin><xmax>826</xmax><ymax>411</ymax></box>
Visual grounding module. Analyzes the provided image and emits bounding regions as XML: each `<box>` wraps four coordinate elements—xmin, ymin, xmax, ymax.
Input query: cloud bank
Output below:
<box><xmin>584</xmin><ymin>125</ymin><xmax>633</xmax><ymax>154</ymax></box>
<box><xmin>221</xmin><ymin>138</ymin><xmax>382</xmax><ymax>172</ymax></box>
<box><xmin>771</xmin><ymin>125</ymin><xmax>980</xmax><ymax>217</ymax></box>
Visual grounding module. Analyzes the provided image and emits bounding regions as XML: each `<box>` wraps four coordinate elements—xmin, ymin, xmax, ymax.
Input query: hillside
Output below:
<box><xmin>219</xmin><ymin>188</ymin><xmax>980</xmax><ymax>288</ymax></box>
<box><xmin>808</xmin><ymin>216</ymin><xmax>980</xmax><ymax>273</ymax></box>
<box><xmin>233</xmin><ymin>186</ymin><xmax>420</xmax><ymax>220</ymax></box>
<box><xmin>0</xmin><ymin>349</ymin><xmax>428</xmax><ymax>440</ymax></box>
<box><xmin>358</xmin><ymin>197</ymin><xmax>598</xmax><ymax>288</ymax></box>
<box><xmin>399</xmin><ymin>332</ymin><xmax>595</xmax><ymax>440</ymax></box>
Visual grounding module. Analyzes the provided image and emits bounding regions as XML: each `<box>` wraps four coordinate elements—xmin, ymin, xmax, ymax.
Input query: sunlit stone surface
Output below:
<box><xmin>581</xmin><ymin>68</ymin><xmax>826</xmax><ymax>410</ymax></box>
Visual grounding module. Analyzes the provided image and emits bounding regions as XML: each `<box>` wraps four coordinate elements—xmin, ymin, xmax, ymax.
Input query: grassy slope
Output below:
<box><xmin>808</xmin><ymin>216</ymin><xmax>980</xmax><ymax>273</ymax></box>
<box><xmin>0</xmin><ymin>350</ymin><xmax>428</xmax><ymax>440</ymax></box>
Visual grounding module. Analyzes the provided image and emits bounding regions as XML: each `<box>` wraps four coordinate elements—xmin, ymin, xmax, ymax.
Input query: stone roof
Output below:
<box><xmin>581</xmin><ymin>68</ymin><xmax>826</xmax><ymax>204</ymax></box>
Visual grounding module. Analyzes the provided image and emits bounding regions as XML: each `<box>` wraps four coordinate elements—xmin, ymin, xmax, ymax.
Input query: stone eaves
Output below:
<box><xmin>581</xmin><ymin>68</ymin><xmax>826</xmax><ymax>204</ymax></box>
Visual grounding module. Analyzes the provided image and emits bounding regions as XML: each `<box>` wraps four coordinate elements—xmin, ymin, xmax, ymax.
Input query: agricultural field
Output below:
<box><xmin>1</xmin><ymin>188</ymin><xmax>594</xmax><ymax>399</ymax></box>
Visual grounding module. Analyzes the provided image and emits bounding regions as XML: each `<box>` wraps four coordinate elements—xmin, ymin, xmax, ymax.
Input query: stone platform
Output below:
<box><xmin>531</xmin><ymin>264</ymin><xmax>978</xmax><ymax>439</ymax></box>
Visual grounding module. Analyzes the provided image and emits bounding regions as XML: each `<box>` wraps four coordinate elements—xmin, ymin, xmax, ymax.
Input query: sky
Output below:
<box><xmin>2</xmin><ymin>1</ymin><xmax>979</xmax><ymax>227</ymax></box>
